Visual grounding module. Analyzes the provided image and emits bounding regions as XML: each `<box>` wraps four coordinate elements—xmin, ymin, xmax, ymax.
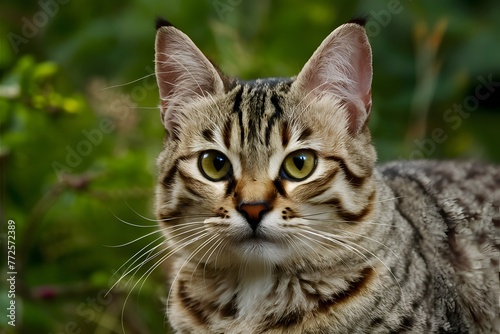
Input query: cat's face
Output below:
<box><xmin>155</xmin><ymin>19</ymin><xmax>376</xmax><ymax>271</ymax></box>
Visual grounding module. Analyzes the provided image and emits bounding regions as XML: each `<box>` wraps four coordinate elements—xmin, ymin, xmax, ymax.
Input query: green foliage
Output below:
<box><xmin>1</xmin><ymin>0</ymin><xmax>499</xmax><ymax>333</ymax></box>
<box><xmin>1</xmin><ymin>53</ymin><xmax>165</xmax><ymax>333</ymax></box>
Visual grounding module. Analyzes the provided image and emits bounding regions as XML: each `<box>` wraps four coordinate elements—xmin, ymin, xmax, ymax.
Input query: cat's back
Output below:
<box><xmin>378</xmin><ymin>160</ymin><xmax>500</xmax><ymax>333</ymax></box>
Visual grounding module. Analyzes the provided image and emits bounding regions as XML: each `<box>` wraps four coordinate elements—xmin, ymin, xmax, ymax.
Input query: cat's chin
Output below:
<box><xmin>225</xmin><ymin>237</ymin><xmax>292</xmax><ymax>267</ymax></box>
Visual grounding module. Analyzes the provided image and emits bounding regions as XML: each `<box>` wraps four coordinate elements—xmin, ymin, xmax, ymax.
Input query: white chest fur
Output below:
<box><xmin>234</xmin><ymin>270</ymin><xmax>275</xmax><ymax>319</ymax></box>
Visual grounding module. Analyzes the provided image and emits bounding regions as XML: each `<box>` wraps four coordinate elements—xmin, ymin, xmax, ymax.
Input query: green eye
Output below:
<box><xmin>198</xmin><ymin>150</ymin><xmax>232</xmax><ymax>181</ymax></box>
<box><xmin>282</xmin><ymin>150</ymin><xmax>316</xmax><ymax>181</ymax></box>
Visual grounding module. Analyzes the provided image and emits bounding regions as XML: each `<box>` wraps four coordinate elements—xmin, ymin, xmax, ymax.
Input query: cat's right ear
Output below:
<box><xmin>155</xmin><ymin>19</ymin><xmax>225</xmax><ymax>135</ymax></box>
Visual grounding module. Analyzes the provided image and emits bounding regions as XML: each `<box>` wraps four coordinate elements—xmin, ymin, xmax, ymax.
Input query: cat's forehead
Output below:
<box><xmin>229</xmin><ymin>78</ymin><xmax>293</xmax><ymax>148</ymax></box>
<box><xmin>196</xmin><ymin>78</ymin><xmax>293</xmax><ymax>174</ymax></box>
<box><xmin>231</xmin><ymin>78</ymin><xmax>294</xmax><ymax>120</ymax></box>
<box><xmin>235</xmin><ymin>77</ymin><xmax>294</xmax><ymax>90</ymax></box>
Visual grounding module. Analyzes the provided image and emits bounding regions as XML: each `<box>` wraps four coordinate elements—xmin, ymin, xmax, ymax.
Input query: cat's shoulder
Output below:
<box><xmin>376</xmin><ymin>159</ymin><xmax>499</xmax><ymax>240</ymax></box>
<box><xmin>377</xmin><ymin>159</ymin><xmax>500</xmax><ymax>194</ymax></box>
<box><xmin>377</xmin><ymin>160</ymin><xmax>500</xmax><ymax>331</ymax></box>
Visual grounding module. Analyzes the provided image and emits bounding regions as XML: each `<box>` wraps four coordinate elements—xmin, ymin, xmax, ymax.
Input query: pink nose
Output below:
<box><xmin>238</xmin><ymin>202</ymin><xmax>270</xmax><ymax>231</ymax></box>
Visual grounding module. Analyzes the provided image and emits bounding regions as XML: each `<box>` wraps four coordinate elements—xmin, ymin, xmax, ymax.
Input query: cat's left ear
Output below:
<box><xmin>293</xmin><ymin>20</ymin><xmax>372</xmax><ymax>134</ymax></box>
<box><xmin>155</xmin><ymin>19</ymin><xmax>225</xmax><ymax>134</ymax></box>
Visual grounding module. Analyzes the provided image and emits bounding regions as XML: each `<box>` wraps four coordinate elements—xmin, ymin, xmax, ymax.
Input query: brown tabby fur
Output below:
<box><xmin>153</xmin><ymin>18</ymin><xmax>500</xmax><ymax>333</ymax></box>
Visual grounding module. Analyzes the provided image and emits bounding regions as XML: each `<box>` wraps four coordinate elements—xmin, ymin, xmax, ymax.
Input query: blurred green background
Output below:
<box><xmin>1</xmin><ymin>0</ymin><xmax>499</xmax><ymax>333</ymax></box>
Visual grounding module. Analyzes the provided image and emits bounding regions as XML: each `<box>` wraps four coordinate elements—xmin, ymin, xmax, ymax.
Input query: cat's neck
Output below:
<box><xmin>171</xmin><ymin>254</ymin><xmax>383</xmax><ymax>332</ymax></box>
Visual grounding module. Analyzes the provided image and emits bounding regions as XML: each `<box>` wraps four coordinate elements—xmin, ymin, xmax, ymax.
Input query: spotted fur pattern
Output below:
<box><xmin>153</xmin><ymin>18</ymin><xmax>500</xmax><ymax>333</ymax></box>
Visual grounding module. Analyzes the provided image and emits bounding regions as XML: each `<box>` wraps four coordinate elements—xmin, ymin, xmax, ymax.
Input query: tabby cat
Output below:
<box><xmin>153</xmin><ymin>17</ymin><xmax>500</xmax><ymax>333</ymax></box>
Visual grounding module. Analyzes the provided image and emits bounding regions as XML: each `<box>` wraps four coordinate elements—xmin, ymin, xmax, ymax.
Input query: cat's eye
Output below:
<box><xmin>281</xmin><ymin>150</ymin><xmax>317</xmax><ymax>181</ymax></box>
<box><xmin>198</xmin><ymin>150</ymin><xmax>232</xmax><ymax>181</ymax></box>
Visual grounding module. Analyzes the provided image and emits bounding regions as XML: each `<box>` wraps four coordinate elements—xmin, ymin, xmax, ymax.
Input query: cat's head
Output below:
<box><xmin>154</xmin><ymin>18</ymin><xmax>377</xmax><ymax>272</ymax></box>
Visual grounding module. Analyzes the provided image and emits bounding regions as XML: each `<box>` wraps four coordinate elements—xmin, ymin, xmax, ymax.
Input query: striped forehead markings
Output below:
<box><xmin>265</xmin><ymin>94</ymin><xmax>283</xmax><ymax>146</ymax></box>
<box><xmin>247</xmin><ymin>87</ymin><xmax>267</xmax><ymax>142</ymax></box>
<box><xmin>230</xmin><ymin>82</ymin><xmax>289</xmax><ymax>148</ymax></box>
<box><xmin>222</xmin><ymin>117</ymin><xmax>232</xmax><ymax>149</ymax></box>
<box><xmin>233</xmin><ymin>86</ymin><xmax>245</xmax><ymax>145</ymax></box>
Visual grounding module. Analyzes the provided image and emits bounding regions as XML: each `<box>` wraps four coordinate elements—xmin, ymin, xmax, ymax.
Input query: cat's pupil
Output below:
<box><xmin>213</xmin><ymin>156</ymin><xmax>226</xmax><ymax>172</ymax></box>
<box><xmin>293</xmin><ymin>156</ymin><xmax>305</xmax><ymax>170</ymax></box>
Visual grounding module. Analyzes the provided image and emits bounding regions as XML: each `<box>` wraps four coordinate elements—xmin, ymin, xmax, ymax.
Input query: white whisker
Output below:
<box><xmin>201</xmin><ymin>238</ymin><xmax>226</xmax><ymax>283</ymax></box>
<box><xmin>306</xmin><ymin>222</ymin><xmax>400</xmax><ymax>259</ymax></box>
<box><xmin>110</xmin><ymin>210</ymin><xmax>158</xmax><ymax>228</ymax></box>
<box><xmin>109</xmin><ymin>226</ymin><xmax>206</xmax><ymax>295</ymax></box>
<box><xmin>105</xmin><ymin>227</ymin><xmax>166</xmax><ymax>248</ymax></box>
<box><xmin>113</xmin><ymin>234</ymin><xmax>166</xmax><ymax>280</ymax></box>
<box><xmin>101</xmin><ymin>73</ymin><xmax>157</xmax><ymax>90</ymax></box>
<box><xmin>294</xmin><ymin>232</ymin><xmax>347</xmax><ymax>266</ymax></box>
<box><xmin>300</xmin><ymin>229</ymin><xmax>370</xmax><ymax>263</ymax></box>
<box><xmin>130</xmin><ymin>106</ymin><xmax>161</xmax><ymax>110</ymax></box>
<box><xmin>189</xmin><ymin>234</ymin><xmax>222</xmax><ymax>286</ymax></box>
<box><xmin>120</xmin><ymin>230</ymin><xmax>209</xmax><ymax>334</ymax></box>
<box><xmin>165</xmin><ymin>232</ymin><xmax>216</xmax><ymax>316</ymax></box>
<box><xmin>303</xmin><ymin>228</ymin><xmax>406</xmax><ymax>308</ymax></box>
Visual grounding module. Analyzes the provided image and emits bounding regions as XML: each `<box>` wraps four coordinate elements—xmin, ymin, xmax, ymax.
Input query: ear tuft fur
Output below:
<box><xmin>348</xmin><ymin>16</ymin><xmax>369</xmax><ymax>27</ymax></box>
<box><xmin>155</xmin><ymin>17</ymin><xmax>173</xmax><ymax>30</ymax></box>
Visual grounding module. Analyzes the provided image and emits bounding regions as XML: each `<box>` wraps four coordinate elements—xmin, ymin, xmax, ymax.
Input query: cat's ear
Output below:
<box><xmin>293</xmin><ymin>21</ymin><xmax>372</xmax><ymax>134</ymax></box>
<box><xmin>155</xmin><ymin>19</ymin><xmax>225</xmax><ymax>134</ymax></box>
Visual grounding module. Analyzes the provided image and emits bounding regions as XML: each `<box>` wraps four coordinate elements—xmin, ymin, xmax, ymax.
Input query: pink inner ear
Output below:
<box><xmin>295</xmin><ymin>24</ymin><xmax>373</xmax><ymax>135</ymax></box>
<box><xmin>356</xmin><ymin>34</ymin><xmax>373</xmax><ymax>109</ymax></box>
<box><xmin>349</xmin><ymin>36</ymin><xmax>373</xmax><ymax>133</ymax></box>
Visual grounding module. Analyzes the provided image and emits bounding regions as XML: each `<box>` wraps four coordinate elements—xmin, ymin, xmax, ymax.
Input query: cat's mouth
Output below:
<box><xmin>236</xmin><ymin>237</ymin><xmax>277</xmax><ymax>253</ymax></box>
<box><xmin>237</xmin><ymin>231</ymin><xmax>272</xmax><ymax>243</ymax></box>
<box><xmin>225</xmin><ymin>233</ymin><xmax>293</xmax><ymax>266</ymax></box>
<box><xmin>232</xmin><ymin>230</ymin><xmax>286</xmax><ymax>251</ymax></box>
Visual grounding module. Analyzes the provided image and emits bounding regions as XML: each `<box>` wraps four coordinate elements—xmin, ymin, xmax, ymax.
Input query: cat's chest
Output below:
<box><xmin>205</xmin><ymin>271</ymin><xmax>312</xmax><ymax>333</ymax></box>
<box><xmin>215</xmin><ymin>268</ymin><xmax>373</xmax><ymax>327</ymax></box>
<box><xmin>176</xmin><ymin>265</ymin><xmax>376</xmax><ymax>332</ymax></box>
<box><xmin>232</xmin><ymin>273</ymin><xmax>276</xmax><ymax>317</ymax></box>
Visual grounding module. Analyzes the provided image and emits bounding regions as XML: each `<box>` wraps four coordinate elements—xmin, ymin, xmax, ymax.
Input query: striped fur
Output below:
<box><xmin>154</xmin><ymin>20</ymin><xmax>500</xmax><ymax>333</ymax></box>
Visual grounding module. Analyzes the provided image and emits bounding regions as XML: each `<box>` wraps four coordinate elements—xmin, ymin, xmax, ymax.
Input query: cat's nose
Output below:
<box><xmin>237</xmin><ymin>202</ymin><xmax>271</xmax><ymax>232</ymax></box>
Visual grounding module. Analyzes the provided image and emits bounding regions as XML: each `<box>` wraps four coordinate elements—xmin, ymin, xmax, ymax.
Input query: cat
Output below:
<box><xmin>153</xmin><ymin>17</ymin><xmax>500</xmax><ymax>333</ymax></box>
